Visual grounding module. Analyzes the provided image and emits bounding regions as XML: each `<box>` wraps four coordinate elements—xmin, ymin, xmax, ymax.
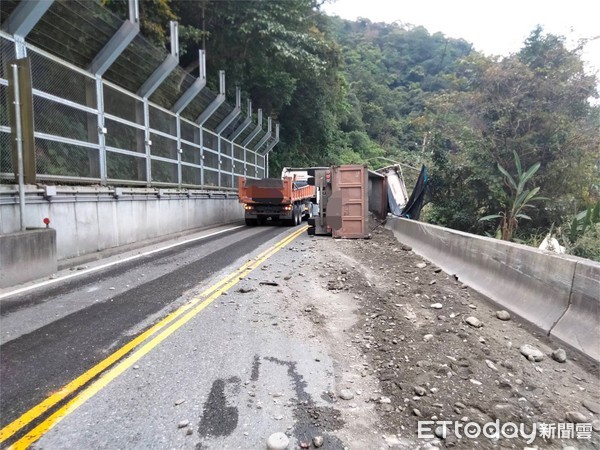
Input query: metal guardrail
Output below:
<box><xmin>0</xmin><ymin>0</ymin><xmax>274</xmax><ymax>190</ymax></box>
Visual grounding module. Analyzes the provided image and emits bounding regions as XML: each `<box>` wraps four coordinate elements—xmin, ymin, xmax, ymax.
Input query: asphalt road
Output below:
<box><xmin>0</xmin><ymin>224</ymin><xmax>293</xmax><ymax>448</ymax></box>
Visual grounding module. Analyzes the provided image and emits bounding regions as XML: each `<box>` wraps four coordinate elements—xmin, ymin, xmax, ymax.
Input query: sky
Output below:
<box><xmin>321</xmin><ymin>0</ymin><xmax>600</xmax><ymax>74</ymax></box>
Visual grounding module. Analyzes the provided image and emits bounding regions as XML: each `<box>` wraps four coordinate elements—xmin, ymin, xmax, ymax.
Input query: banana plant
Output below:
<box><xmin>568</xmin><ymin>201</ymin><xmax>600</xmax><ymax>242</ymax></box>
<box><xmin>480</xmin><ymin>151</ymin><xmax>545</xmax><ymax>241</ymax></box>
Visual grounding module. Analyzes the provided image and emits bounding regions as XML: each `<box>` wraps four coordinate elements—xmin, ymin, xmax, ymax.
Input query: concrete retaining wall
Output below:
<box><xmin>386</xmin><ymin>217</ymin><xmax>600</xmax><ymax>362</ymax></box>
<box><xmin>0</xmin><ymin>228</ymin><xmax>57</xmax><ymax>288</ymax></box>
<box><xmin>0</xmin><ymin>186</ymin><xmax>244</xmax><ymax>263</ymax></box>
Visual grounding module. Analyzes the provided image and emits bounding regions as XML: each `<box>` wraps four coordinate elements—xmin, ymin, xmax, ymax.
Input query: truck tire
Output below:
<box><xmin>245</xmin><ymin>218</ymin><xmax>258</xmax><ymax>226</ymax></box>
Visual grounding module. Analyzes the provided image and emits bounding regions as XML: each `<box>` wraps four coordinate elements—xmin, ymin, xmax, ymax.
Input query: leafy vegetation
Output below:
<box><xmin>480</xmin><ymin>152</ymin><xmax>545</xmax><ymax>241</ymax></box>
<box><xmin>100</xmin><ymin>1</ymin><xmax>599</xmax><ymax>259</ymax></box>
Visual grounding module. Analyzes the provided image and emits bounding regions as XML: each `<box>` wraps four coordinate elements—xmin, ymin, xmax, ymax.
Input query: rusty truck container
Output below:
<box><xmin>327</xmin><ymin>165</ymin><xmax>369</xmax><ymax>238</ymax></box>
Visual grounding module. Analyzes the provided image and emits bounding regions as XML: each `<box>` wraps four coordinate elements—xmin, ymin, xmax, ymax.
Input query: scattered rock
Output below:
<box><xmin>520</xmin><ymin>344</ymin><xmax>544</xmax><ymax>362</ymax></box>
<box><xmin>177</xmin><ymin>420</ymin><xmax>189</xmax><ymax>429</ymax></box>
<box><xmin>299</xmin><ymin>442</ymin><xmax>310</xmax><ymax>449</ymax></box>
<box><xmin>430</xmin><ymin>303</ymin><xmax>443</xmax><ymax>309</ymax></box>
<box><xmin>267</xmin><ymin>432</ymin><xmax>290</xmax><ymax>450</ymax></box>
<box><xmin>465</xmin><ymin>317</ymin><xmax>482</xmax><ymax>328</ymax></box>
<box><xmin>186</xmin><ymin>428</ymin><xmax>193</xmax><ymax>436</ymax></box>
<box><xmin>485</xmin><ymin>360</ymin><xmax>498</xmax><ymax>371</ymax></box>
<box><xmin>435</xmin><ymin>425</ymin><xmax>448</xmax><ymax>439</ymax></box>
<box><xmin>416</xmin><ymin>263</ymin><xmax>427</xmax><ymax>269</ymax></box>
<box><xmin>413</xmin><ymin>408</ymin><xmax>423</xmax><ymax>417</ymax></box>
<box><xmin>454</xmin><ymin>402</ymin><xmax>466</xmax><ymax>409</ymax></box>
<box><xmin>551</xmin><ymin>348</ymin><xmax>567</xmax><ymax>363</ymax></box>
<box><xmin>174</xmin><ymin>399</ymin><xmax>185</xmax><ymax>406</ymax></box>
<box><xmin>237</xmin><ymin>287</ymin><xmax>257</xmax><ymax>293</ymax></box>
<box><xmin>592</xmin><ymin>420</ymin><xmax>600</xmax><ymax>432</ymax></box>
<box><xmin>565</xmin><ymin>411</ymin><xmax>588</xmax><ymax>423</ymax></box>
<box><xmin>583</xmin><ymin>400</ymin><xmax>600</xmax><ymax>414</ymax></box>
<box><xmin>423</xmin><ymin>334</ymin><xmax>434</xmax><ymax>342</ymax></box>
<box><xmin>313</xmin><ymin>436</ymin><xmax>324</xmax><ymax>448</ymax></box>
<box><xmin>259</xmin><ymin>281</ymin><xmax>279</xmax><ymax>286</ymax></box>
<box><xmin>379</xmin><ymin>396</ymin><xmax>392</xmax><ymax>404</ymax></box>
<box><xmin>339</xmin><ymin>389</ymin><xmax>354</xmax><ymax>400</ymax></box>
<box><xmin>414</xmin><ymin>386</ymin><xmax>427</xmax><ymax>396</ymax></box>
<box><xmin>496</xmin><ymin>310</ymin><xmax>511</xmax><ymax>321</ymax></box>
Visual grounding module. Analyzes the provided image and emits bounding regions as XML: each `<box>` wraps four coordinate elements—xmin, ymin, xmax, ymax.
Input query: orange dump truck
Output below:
<box><xmin>238</xmin><ymin>174</ymin><xmax>316</xmax><ymax>226</ymax></box>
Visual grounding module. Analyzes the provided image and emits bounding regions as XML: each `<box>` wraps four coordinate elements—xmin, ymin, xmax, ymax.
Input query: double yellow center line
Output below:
<box><xmin>2</xmin><ymin>225</ymin><xmax>307</xmax><ymax>449</ymax></box>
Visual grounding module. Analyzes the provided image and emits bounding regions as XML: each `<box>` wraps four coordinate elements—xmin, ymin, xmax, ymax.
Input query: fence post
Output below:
<box><xmin>176</xmin><ymin>114</ymin><xmax>182</xmax><ymax>187</ymax></box>
<box><xmin>143</xmin><ymin>98</ymin><xmax>151</xmax><ymax>186</ymax></box>
<box><xmin>11</xmin><ymin>63</ymin><xmax>26</xmax><ymax>230</ymax></box>
<box><xmin>95</xmin><ymin>75</ymin><xmax>107</xmax><ymax>184</ymax></box>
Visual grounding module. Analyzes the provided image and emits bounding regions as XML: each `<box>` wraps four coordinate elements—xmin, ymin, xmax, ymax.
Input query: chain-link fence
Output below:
<box><xmin>0</xmin><ymin>0</ymin><xmax>274</xmax><ymax>190</ymax></box>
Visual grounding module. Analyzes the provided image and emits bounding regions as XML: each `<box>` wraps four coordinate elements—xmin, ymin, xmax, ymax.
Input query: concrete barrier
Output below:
<box><xmin>0</xmin><ymin>186</ymin><xmax>244</xmax><ymax>263</ymax></box>
<box><xmin>551</xmin><ymin>259</ymin><xmax>600</xmax><ymax>361</ymax></box>
<box><xmin>386</xmin><ymin>217</ymin><xmax>600</xmax><ymax>362</ymax></box>
<box><xmin>0</xmin><ymin>228</ymin><xmax>57</xmax><ymax>288</ymax></box>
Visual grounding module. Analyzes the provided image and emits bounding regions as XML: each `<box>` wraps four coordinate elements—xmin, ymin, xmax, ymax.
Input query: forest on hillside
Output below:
<box><xmin>104</xmin><ymin>0</ymin><xmax>600</xmax><ymax>260</ymax></box>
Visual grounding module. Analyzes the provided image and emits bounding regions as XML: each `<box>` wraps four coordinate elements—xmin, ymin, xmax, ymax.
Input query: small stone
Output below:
<box><xmin>583</xmin><ymin>400</ymin><xmax>600</xmax><ymax>414</ymax></box>
<box><xmin>379</xmin><ymin>396</ymin><xmax>392</xmax><ymax>404</ymax></box>
<box><xmin>274</xmin><ymin>415</ymin><xmax>284</xmax><ymax>420</ymax></box>
<box><xmin>520</xmin><ymin>344</ymin><xmax>544</xmax><ymax>362</ymax></box>
<box><xmin>465</xmin><ymin>317</ymin><xmax>482</xmax><ymax>328</ymax></box>
<box><xmin>416</xmin><ymin>263</ymin><xmax>427</xmax><ymax>269</ymax></box>
<box><xmin>592</xmin><ymin>419</ymin><xmax>600</xmax><ymax>432</ymax></box>
<box><xmin>485</xmin><ymin>360</ymin><xmax>498</xmax><ymax>371</ymax></box>
<box><xmin>381</xmin><ymin>403</ymin><xmax>394</xmax><ymax>412</ymax></box>
<box><xmin>496</xmin><ymin>310</ymin><xmax>511</xmax><ymax>321</ymax></box>
<box><xmin>454</xmin><ymin>402</ymin><xmax>466</xmax><ymax>409</ymax></box>
<box><xmin>470</xmin><ymin>379</ymin><xmax>482</xmax><ymax>386</ymax></box>
<box><xmin>566</xmin><ymin>411</ymin><xmax>588</xmax><ymax>423</ymax></box>
<box><xmin>186</xmin><ymin>428</ymin><xmax>193</xmax><ymax>435</ymax></box>
<box><xmin>237</xmin><ymin>287</ymin><xmax>257</xmax><ymax>293</ymax></box>
<box><xmin>423</xmin><ymin>334</ymin><xmax>434</xmax><ymax>342</ymax></box>
<box><xmin>413</xmin><ymin>408</ymin><xmax>423</xmax><ymax>417</ymax></box>
<box><xmin>299</xmin><ymin>442</ymin><xmax>310</xmax><ymax>449</ymax></box>
<box><xmin>552</xmin><ymin>348</ymin><xmax>567</xmax><ymax>363</ymax></box>
<box><xmin>178</xmin><ymin>420</ymin><xmax>189</xmax><ymax>428</ymax></box>
<box><xmin>430</xmin><ymin>303</ymin><xmax>443</xmax><ymax>309</ymax></box>
<box><xmin>267</xmin><ymin>432</ymin><xmax>290</xmax><ymax>450</ymax></box>
<box><xmin>175</xmin><ymin>399</ymin><xmax>185</xmax><ymax>406</ymax></box>
<box><xmin>414</xmin><ymin>386</ymin><xmax>427</xmax><ymax>396</ymax></box>
<box><xmin>313</xmin><ymin>436</ymin><xmax>324</xmax><ymax>448</ymax></box>
<box><xmin>109</xmin><ymin>287</ymin><xmax>115</xmax><ymax>290</ymax></box>
<box><xmin>435</xmin><ymin>425</ymin><xmax>448</xmax><ymax>439</ymax></box>
<box><xmin>339</xmin><ymin>389</ymin><xmax>354</xmax><ymax>400</ymax></box>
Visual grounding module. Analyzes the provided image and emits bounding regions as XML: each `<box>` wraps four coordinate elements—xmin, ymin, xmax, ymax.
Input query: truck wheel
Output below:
<box><xmin>245</xmin><ymin>218</ymin><xmax>257</xmax><ymax>226</ymax></box>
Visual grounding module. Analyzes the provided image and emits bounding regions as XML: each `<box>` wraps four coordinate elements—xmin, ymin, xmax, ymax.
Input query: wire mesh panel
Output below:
<box><xmin>151</xmin><ymin>159</ymin><xmax>178</xmax><ymax>184</ymax></box>
<box><xmin>29</xmin><ymin>49</ymin><xmax>94</xmax><ymax>107</ymax></box>
<box><xmin>221</xmin><ymin>139</ymin><xmax>232</xmax><ymax>157</ymax></box>
<box><xmin>203</xmin><ymin>149</ymin><xmax>218</xmax><ymax>170</ymax></box>
<box><xmin>180</xmin><ymin>119</ymin><xmax>200</xmax><ymax>144</ymax></box>
<box><xmin>246</xmin><ymin>164</ymin><xmax>256</xmax><ymax>178</ymax></box>
<box><xmin>181</xmin><ymin>163</ymin><xmax>201</xmax><ymax>186</ymax></box>
<box><xmin>203</xmin><ymin>129</ymin><xmax>217</xmax><ymax>151</ymax></box>
<box><xmin>104</xmin><ymin>83</ymin><xmax>143</xmax><ymax>124</ymax></box>
<box><xmin>149</xmin><ymin>105</ymin><xmax>176</xmax><ymax>135</ymax></box>
<box><xmin>233</xmin><ymin>144</ymin><xmax>244</xmax><ymax>162</ymax></box>
<box><xmin>204</xmin><ymin>167</ymin><xmax>218</xmax><ymax>187</ymax></box>
<box><xmin>33</xmin><ymin>96</ymin><xmax>97</xmax><ymax>142</ymax></box>
<box><xmin>0</xmin><ymin>82</ymin><xmax>9</xmax><ymax>128</ymax></box>
<box><xmin>221</xmin><ymin>155</ymin><xmax>232</xmax><ymax>174</ymax></box>
<box><xmin>0</xmin><ymin>131</ymin><xmax>13</xmax><ymax>181</ymax></box>
<box><xmin>220</xmin><ymin>172</ymin><xmax>232</xmax><ymax>188</ymax></box>
<box><xmin>106</xmin><ymin>151</ymin><xmax>146</xmax><ymax>183</ymax></box>
<box><xmin>35</xmin><ymin>139</ymin><xmax>99</xmax><ymax>180</ymax></box>
<box><xmin>0</xmin><ymin>36</ymin><xmax>16</xmax><ymax>80</ymax></box>
<box><xmin>180</xmin><ymin>142</ymin><xmax>201</xmax><ymax>165</ymax></box>
<box><xmin>105</xmin><ymin>117</ymin><xmax>144</xmax><ymax>153</ymax></box>
<box><xmin>150</xmin><ymin>132</ymin><xmax>177</xmax><ymax>160</ymax></box>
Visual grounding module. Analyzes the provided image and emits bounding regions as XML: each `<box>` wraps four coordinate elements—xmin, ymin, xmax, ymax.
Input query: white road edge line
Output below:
<box><xmin>0</xmin><ymin>225</ymin><xmax>246</xmax><ymax>301</ymax></box>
